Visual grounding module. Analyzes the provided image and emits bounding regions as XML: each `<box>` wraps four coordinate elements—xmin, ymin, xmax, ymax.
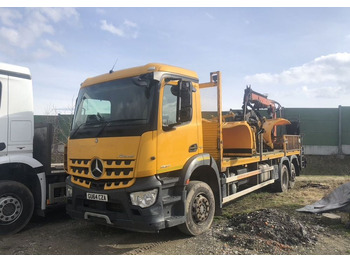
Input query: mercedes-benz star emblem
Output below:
<box><xmin>91</xmin><ymin>158</ymin><xmax>103</xmax><ymax>178</ymax></box>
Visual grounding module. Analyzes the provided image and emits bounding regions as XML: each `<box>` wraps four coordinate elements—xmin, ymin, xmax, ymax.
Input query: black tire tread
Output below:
<box><xmin>0</xmin><ymin>181</ymin><xmax>34</xmax><ymax>235</ymax></box>
<box><xmin>178</xmin><ymin>181</ymin><xmax>215</xmax><ymax>236</ymax></box>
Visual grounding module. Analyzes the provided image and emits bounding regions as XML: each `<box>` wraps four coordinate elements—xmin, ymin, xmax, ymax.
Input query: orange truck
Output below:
<box><xmin>65</xmin><ymin>63</ymin><xmax>305</xmax><ymax>235</ymax></box>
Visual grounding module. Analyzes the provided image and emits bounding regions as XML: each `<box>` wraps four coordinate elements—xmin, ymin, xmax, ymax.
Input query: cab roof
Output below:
<box><xmin>81</xmin><ymin>63</ymin><xmax>199</xmax><ymax>87</ymax></box>
<box><xmin>0</xmin><ymin>62</ymin><xmax>31</xmax><ymax>76</ymax></box>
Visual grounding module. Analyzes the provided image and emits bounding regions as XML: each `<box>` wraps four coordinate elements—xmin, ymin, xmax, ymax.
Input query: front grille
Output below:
<box><xmin>69</xmin><ymin>158</ymin><xmax>136</xmax><ymax>190</ymax></box>
<box><xmin>72</xmin><ymin>167</ymin><xmax>89</xmax><ymax>175</ymax></box>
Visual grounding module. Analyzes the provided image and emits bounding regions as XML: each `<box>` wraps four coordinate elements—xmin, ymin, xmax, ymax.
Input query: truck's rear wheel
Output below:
<box><xmin>274</xmin><ymin>164</ymin><xmax>289</xmax><ymax>193</ymax></box>
<box><xmin>178</xmin><ymin>181</ymin><xmax>215</xmax><ymax>236</ymax></box>
<box><xmin>0</xmin><ymin>181</ymin><xmax>34</xmax><ymax>235</ymax></box>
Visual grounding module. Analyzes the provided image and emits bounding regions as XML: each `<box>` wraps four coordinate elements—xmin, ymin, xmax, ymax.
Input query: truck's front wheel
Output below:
<box><xmin>0</xmin><ymin>181</ymin><xmax>34</xmax><ymax>235</ymax></box>
<box><xmin>178</xmin><ymin>181</ymin><xmax>215</xmax><ymax>236</ymax></box>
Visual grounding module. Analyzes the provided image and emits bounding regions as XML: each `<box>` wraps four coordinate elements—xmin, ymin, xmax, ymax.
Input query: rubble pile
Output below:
<box><xmin>214</xmin><ymin>209</ymin><xmax>318</xmax><ymax>253</ymax></box>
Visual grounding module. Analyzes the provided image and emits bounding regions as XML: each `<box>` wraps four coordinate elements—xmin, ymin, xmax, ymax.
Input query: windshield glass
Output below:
<box><xmin>70</xmin><ymin>74</ymin><xmax>158</xmax><ymax>139</ymax></box>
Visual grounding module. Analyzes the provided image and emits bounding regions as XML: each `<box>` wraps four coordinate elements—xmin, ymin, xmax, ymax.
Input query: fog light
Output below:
<box><xmin>66</xmin><ymin>185</ymin><xmax>73</xmax><ymax>198</ymax></box>
<box><xmin>130</xmin><ymin>189</ymin><xmax>158</xmax><ymax>208</ymax></box>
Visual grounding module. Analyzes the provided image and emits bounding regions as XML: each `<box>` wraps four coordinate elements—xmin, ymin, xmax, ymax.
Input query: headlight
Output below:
<box><xmin>66</xmin><ymin>185</ymin><xmax>73</xmax><ymax>198</ymax></box>
<box><xmin>130</xmin><ymin>189</ymin><xmax>158</xmax><ymax>208</ymax></box>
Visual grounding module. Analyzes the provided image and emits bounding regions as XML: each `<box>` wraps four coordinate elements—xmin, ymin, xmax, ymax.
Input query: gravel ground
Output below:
<box><xmin>1</xmin><ymin>176</ymin><xmax>350</xmax><ymax>255</ymax></box>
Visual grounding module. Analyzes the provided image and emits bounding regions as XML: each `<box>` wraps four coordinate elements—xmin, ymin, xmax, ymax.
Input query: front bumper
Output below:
<box><xmin>66</xmin><ymin>175</ymin><xmax>185</xmax><ymax>233</ymax></box>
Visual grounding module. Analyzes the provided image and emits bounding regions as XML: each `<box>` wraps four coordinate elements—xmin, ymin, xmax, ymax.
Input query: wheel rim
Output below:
<box><xmin>0</xmin><ymin>195</ymin><xmax>23</xmax><ymax>225</ymax></box>
<box><xmin>290</xmin><ymin>166</ymin><xmax>296</xmax><ymax>182</ymax></box>
<box><xmin>282</xmin><ymin>167</ymin><xmax>288</xmax><ymax>190</ymax></box>
<box><xmin>192</xmin><ymin>193</ymin><xmax>210</xmax><ymax>224</ymax></box>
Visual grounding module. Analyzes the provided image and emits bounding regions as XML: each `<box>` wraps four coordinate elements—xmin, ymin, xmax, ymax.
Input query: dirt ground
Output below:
<box><xmin>1</xmin><ymin>175</ymin><xmax>350</xmax><ymax>255</ymax></box>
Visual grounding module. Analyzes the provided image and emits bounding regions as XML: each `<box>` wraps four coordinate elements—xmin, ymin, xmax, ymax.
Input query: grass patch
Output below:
<box><xmin>221</xmin><ymin>175</ymin><xmax>350</xmax><ymax>219</ymax></box>
<box><xmin>304</xmin><ymin>155</ymin><xmax>350</xmax><ymax>176</ymax></box>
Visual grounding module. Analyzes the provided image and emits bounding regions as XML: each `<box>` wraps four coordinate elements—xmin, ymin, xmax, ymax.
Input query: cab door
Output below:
<box><xmin>0</xmin><ymin>73</ymin><xmax>8</xmax><ymax>156</ymax></box>
<box><xmin>156</xmin><ymin>79</ymin><xmax>199</xmax><ymax>174</ymax></box>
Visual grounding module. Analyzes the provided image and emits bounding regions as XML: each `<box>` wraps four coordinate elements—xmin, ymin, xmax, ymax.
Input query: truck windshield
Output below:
<box><xmin>70</xmin><ymin>74</ymin><xmax>158</xmax><ymax>139</ymax></box>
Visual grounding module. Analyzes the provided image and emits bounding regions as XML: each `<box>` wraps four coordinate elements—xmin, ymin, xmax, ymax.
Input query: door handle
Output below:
<box><xmin>0</xmin><ymin>142</ymin><xmax>6</xmax><ymax>151</ymax></box>
<box><xmin>189</xmin><ymin>144</ymin><xmax>198</xmax><ymax>152</ymax></box>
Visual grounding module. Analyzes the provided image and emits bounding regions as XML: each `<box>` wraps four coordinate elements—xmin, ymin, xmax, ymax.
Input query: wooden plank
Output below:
<box><xmin>216</xmin><ymin>71</ymin><xmax>224</xmax><ymax>172</ymax></box>
<box><xmin>199</xmin><ymin>82</ymin><xmax>216</xmax><ymax>89</ymax></box>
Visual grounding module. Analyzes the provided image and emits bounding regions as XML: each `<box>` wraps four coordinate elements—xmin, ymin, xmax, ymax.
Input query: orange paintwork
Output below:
<box><xmin>81</xmin><ymin>63</ymin><xmax>198</xmax><ymax>87</ymax></box>
<box><xmin>262</xmin><ymin>118</ymin><xmax>291</xmax><ymax>149</ymax></box>
<box><xmin>222</xmin><ymin>121</ymin><xmax>256</xmax><ymax>154</ymax></box>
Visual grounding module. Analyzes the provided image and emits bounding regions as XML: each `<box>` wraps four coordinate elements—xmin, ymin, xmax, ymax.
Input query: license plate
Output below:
<box><xmin>86</xmin><ymin>193</ymin><xmax>108</xmax><ymax>202</ymax></box>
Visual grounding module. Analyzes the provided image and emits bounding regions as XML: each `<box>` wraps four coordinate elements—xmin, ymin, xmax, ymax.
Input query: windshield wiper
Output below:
<box><xmin>70</xmin><ymin>119</ymin><xmax>106</xmax><ymax>138</ymax></box>
<box><xmin>70</xmin><ymin>122</ymin><xmax>86</xmax><ymax>138</ymax></box>
<box><xmin>109</xmin><ymin>118</ymin><xmax>146</xmax><ymax>123</ymax></box>
<box><xmin>95</xmin><ymin>119</ymin><xmax>147</xmax><ymax>137</ymax></box>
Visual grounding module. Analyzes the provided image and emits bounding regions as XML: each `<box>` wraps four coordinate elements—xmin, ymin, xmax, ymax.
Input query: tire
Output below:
<box><xmin>0</xmin><ymin>181</ymin><xmax>34</xmax><ymax>235</ymax></box>
<box><xmin>178</xmin><ymin>181</ymin><xmax>215</xmax><ymax>236</ymax></box>
<box><xmin>274</xmin><ymin>164</ymin><xmax>289</xmax><ymax>193</ymax></box>
<box><xmin>289</xmin><ymin>163</ymin><xmax>296</xmax><ymax>189</ymax></box>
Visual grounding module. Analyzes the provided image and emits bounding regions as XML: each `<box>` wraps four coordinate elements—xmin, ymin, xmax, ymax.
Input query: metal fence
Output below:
<box><xmin>35</xmin><ymin>106</ymin><xmax>350</xmax><ymax>156</ymax></box>
<box><xmin>282</xmin><ymin>106</ymin><xmax>350</xmax><ymax>155</ymax></box>
<box><xmin>34</xmin><ymin>114</ymin><xmax>73</xmax><ymax>162</ymax></box>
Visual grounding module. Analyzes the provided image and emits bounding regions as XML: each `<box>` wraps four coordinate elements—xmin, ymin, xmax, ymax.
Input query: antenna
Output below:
<box><xmin>109</xmin><ymin>58</ymin><xmax>118</xmax><ymax>74</ymax></box>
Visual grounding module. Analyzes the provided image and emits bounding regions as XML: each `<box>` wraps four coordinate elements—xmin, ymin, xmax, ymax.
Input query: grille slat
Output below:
<box><xmin>69</xmin><ymin>158</ymin><xmax>136</xmax><ymax>190</ymax></box>
<box><xmin>104</xmin><ymin>160</ymin><xmax>135</xmax><ymax>169</ymax></box>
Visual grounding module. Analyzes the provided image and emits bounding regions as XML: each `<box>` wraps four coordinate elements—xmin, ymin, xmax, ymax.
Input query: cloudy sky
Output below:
<box><xmin>1</xmin><ymin>4</ymin><xmax>350</xmax><ymax>114</ymax></box>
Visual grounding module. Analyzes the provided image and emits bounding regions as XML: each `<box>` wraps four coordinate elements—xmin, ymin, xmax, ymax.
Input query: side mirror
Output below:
<box><xmin>162</xmin><ymin>79</ymin><xmax>193</xmax><ymax>131</ymax></box>
<box><xmin>179</xmin><ymin>81</ymin><xmax>192</xmax><ymax>123</ymax></box>
<box><xmin>170</xmin><ymin>84</ymin><xmax>180</xmax><ymax>96</ymax></box>
<box><xmin>132</xmin><ymin>73</ymin><xmax>152</xmax><ymax>87</ymax></box>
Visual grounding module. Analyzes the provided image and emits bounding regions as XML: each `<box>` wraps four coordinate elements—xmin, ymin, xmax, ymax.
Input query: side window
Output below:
<box><xmin>162</xmin><ymin>83</ymin><xmax>178</xmax><ymax>126</ymax></box>
<box><xmin>162</xmin><ymin>80</ymin><xmax>193</xmax><ymax>129</ymax></box>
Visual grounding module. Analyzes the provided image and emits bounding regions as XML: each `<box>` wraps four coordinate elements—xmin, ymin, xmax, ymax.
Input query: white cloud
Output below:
<box><xmin>43</xmin><ymin>39</ymin><xmax>66</xmax><ymax>54</ymax></box>
<box><xmin>0</xmin><ymin>8</ymin><xmax>22</xmax><ymax>26</ymax></box>
<box><xmin>0</xmin><ymin>8</ymin><xmax>78</xmax><ymax>57</ymax></box>
<box><xmin>100</xmin><ymin>19</ymin><xmax>124</xmax><ymax>37</ymax></box>
<box><xmin>301</xmin><ymin>85</ymin><xmax>346</xmax><ymax>99</ymax></box>
<box><xmin>32</xmin><ymin>49</ymin><xmax>51</xmax><ymax>60</ymax></box>
<box><xmin>40</xmin><ymin>7</ymin><xmax>79</xmax><ymax>23</ymax></box>
<box><xmin>123</xmin><ymin>19</ymin><xmax>137</xmax><ymax>28</ymax></box>
<box><xmin>100</xmin><ymin>19</ymin><xmax>139</xmax><ymax>39</ymax></box>
<box><xmin>0</xmin><ymin>27</ymin><xmax>20</xmax><ymax>46</ymax></box>
<box><xmin>245</xmin><ymin>53</ymin><xmax>350</xmax><ymax>99</ymax></box>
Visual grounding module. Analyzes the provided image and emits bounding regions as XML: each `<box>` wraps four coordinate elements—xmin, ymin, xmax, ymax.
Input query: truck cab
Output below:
<box><xmin>66</xmin><ymin>64</ymin><xmax>205</xmax><ymax>232</ymax></box>
<box><xmin>0</xmin><ymin>63</ymin><xmax>66</xmax><ymax>235</ymax></box>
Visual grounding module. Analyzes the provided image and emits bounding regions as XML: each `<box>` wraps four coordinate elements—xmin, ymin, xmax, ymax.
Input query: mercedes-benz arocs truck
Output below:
<box><xmin>65</xmin><ymin>63</ymin><xmax>305</xmax><ymax>235</ymax></box>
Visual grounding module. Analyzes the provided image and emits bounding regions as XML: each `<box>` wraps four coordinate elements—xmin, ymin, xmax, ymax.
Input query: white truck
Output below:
<box><xmin>0</xmin><ymin>62</ymin><xmax>67</xmax><ymax>235</ymax></box>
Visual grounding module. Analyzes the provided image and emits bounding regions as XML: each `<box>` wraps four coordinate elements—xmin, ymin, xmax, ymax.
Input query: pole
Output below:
<box><xmin>338</xmin><ymin>105</ymin><xmax>343</xmax><ymax>155</ymax></box>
